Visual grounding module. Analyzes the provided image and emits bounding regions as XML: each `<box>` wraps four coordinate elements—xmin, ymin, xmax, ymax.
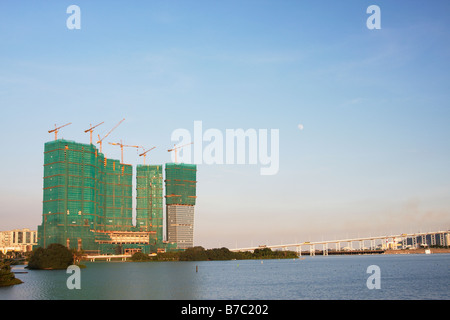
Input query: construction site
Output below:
<box><xmin>36</xmin><ymin>120</ymin><xmax>197</xmax><ymax>255</ymax></box>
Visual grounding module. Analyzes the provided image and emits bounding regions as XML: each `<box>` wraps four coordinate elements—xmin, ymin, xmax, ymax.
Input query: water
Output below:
<box><xmin>1</xmin><ymin>254</ymin><xmax>449</xmax><ymax>300</ymax></box>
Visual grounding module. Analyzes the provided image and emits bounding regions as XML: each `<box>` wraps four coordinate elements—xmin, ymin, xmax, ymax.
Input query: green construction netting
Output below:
<box><xmin>38</xmin><ymin>140</ymin><xmax>187</xmax><ymax>253</ymax></box>
<box><xmin>165</xmin><ymin>163</ymin><xmax>197</xmax><ymax>206</ymax></box>
<box><xmin>136</xmin><ymin>165</ymin><xmax>163</xmax><ymax>244</ymax></box>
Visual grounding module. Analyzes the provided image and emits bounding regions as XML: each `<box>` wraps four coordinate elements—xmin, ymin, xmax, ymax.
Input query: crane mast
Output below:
<box><xmin>167</xmin><ymin>142</ymin><xmax>193</xmax><ymax>163</ymax></box>
<box><xmin>48</xmin><ymin>123</ymin><xmax>72</xmax><ymax>140</ymax></box>
<box><xmin>139</xmin><ymin>146</ymin><xmax>156</xmax><ymax>165</ymax></box>
<box><xmin>84</xmin><ymin>122</ymin><xmax>104</xmax><ymax>144</ymax></box>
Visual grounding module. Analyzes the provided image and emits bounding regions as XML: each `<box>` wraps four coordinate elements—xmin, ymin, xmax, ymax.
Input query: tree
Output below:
<box><xmin>253</xmin><ymin>248</ymin><xmax>273</xmax><ymax>258</ymax></box>
<box><xmin>206</xmin><ymin>247</ymin><xmax>235</xmax><ymax>260</ymax></box>
<box><xmin>27</xmin><ymin>243</ymin><xmax>74</xmax><ymax>270</ymax></box>
<box><xmin>179</xmin><ymin>246</ymin><xmax>208</xmax><ymax>261</ymax></box>
<box><xmin>0</xmin><ymin>261</ymin><xmax>23</xmax><ymax>287</ymax></box>
<box><xmin>155</xmin><ymin>251</ymin><xmax>179</xmax><ymax>261</ymax></box>
<box><xmin>131</xmin><ymin>252</ymin><xmax>152</xmax><ymax>262</ymax></box>
<box><xmin>71</xmin><ymin>249</ymin><xmax>86</xmax><ymax>265</ymax></box>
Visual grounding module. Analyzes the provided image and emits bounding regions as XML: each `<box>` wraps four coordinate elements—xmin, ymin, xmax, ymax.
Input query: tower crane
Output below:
<box><xmin>96</xmin><ymin>118</ymin><xmax>125</xmax><ymax>153</ymax></box>
<box><xmin>48</xmin><ymin>123</ymin><xmax>72</xmax><ymax>140</ymax></box>
<box><xmin>84</xmin><ymin>122</ymin><xmax>104</xmax><ymax>144</ymax></box>
<box><xmin>139</xmin><ymin>146</ymin><xmax>156</xmax><ymax>165</ymax></box>
<box><xmin>108</xmin><ymin>140</ymin><xmax>140</xmax><ymax>164</ymax></box>
<box><xmin>167</xmin><ymin>142</ymin><xmax>193</xmax><ymax>163</ymax></box>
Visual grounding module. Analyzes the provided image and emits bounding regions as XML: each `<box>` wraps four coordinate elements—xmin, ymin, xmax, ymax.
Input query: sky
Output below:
<box><xmin>0</xmin><ymin>1</ymin><xmax>449</xmax><ymax>249</ymax></box>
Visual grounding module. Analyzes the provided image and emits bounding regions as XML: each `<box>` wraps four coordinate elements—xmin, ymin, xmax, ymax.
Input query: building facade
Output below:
<box><xmin>166</xmin><ymin>206</ymin><xmax>195</xmax><ymax>249</ymax></box>
<box><xmin>0</xmin><ymin>228</ymin><xmax>37</xmax><ymax>253</ymax></box>
<box><xmin>165</xmin><ymin>163</ymin><xmax>197</xmax><ymax>249</ymax></box>
<box><xmin>136</xmin><ymin>164</ymin><xmax>164</xmax><ymax>247</ymax></box>
<box><xmin>37</xmin><ymin>139</ymin><xmax>180</xmax><ymax>254</ymax></box>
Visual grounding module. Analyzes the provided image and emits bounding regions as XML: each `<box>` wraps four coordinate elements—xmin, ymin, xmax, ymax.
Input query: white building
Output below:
<box><xmin>0</xmin><ymin>228</ymin><xmax>37</xmax><ymax>253</ymax></box>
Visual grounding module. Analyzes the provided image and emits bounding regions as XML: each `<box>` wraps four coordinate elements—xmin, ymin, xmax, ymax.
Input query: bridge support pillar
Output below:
<box><xmin>371</xmin><ymin>239</ymin><xmax>376</xmax><ymax>250</ymax></box>
<box><xmin>310</xmin><ymin>244</ymin><xmax>315</xmax><ymax>256</ymax></box>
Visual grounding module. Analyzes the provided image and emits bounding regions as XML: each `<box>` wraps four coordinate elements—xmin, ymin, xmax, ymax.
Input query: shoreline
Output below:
<box><xmin>384</xmin><ymin>248</ymin><xmax>450</xmax><ymax>255</ymax></box>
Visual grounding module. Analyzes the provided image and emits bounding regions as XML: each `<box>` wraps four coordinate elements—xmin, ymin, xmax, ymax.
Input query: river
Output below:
<box><xmin>1</xmin><ymin>253</ymin><xmax>448</xmax><ymax>300</ymax></box>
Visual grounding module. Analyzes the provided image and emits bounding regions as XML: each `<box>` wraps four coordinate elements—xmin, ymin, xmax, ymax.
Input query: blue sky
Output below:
<box><xmin>1</xmin><ymin>1</ymin><xmax>449</xmax><ymax>248</ymax></box>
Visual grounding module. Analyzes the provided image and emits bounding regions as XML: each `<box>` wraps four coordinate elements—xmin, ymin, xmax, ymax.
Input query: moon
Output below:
<box><xmin>298</xmin><ymin>124</ymin><xmax>304</xmax><ymax>130</ymax></box>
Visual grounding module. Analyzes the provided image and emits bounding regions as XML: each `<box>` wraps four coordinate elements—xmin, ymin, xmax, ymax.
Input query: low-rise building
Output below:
<box><xmin>0</xmin><ymin>228</ymin><xmax>37</xmax><ymax>253</ymax></box>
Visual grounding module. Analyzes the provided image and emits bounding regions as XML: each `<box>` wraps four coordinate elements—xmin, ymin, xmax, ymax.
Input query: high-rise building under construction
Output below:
<box><xmin>136</xmin><ymin>164</ymin><xmax>164</xmax><ymax>246</ymax></box>
<box><xmin>37</xmin><ymin>138</ymin><xmax>195</xmax><ymax>254</ymax></box>
<box><xmin>165</xmin><ymin>163</ymin><xmax>197</xmax><ymax>249</ymax></box>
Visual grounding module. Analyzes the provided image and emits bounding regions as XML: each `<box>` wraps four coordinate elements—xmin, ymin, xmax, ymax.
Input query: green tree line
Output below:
<box><xmin>27</xmin><ymin>243</ymin><xmax>75</xmax><ymax>270</ymax></box>
<box><xmin>132</xmin><ymin>246</ymin><xmax>298</xmax><ymax>262</ymax></box>
<box><xmin>0</xmin><ymin>261</ymin><xmax>23</xmax><ymax>287</ymax></box>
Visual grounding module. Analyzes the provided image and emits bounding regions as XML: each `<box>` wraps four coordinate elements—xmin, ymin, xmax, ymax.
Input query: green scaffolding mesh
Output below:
<box><xmin>102</xmin><ymin>159</ymin><xmax>133</xmax><ymax>231</ymax></box>
<box><xmin>165</xmin><ymin>163</ymin><xmax>197</xmax><ymax>206</ymax></box>
<box><xmin>37</xmin><ymin>139</ymin><xmax>186</xmax><ymax>254</ymax></box>
<box><xmin>42</xmin><ymin>140</ymin><xmax>102</xmax><ymax>231</ymax></box>
<box><xmin>136</xmin><ymin>165</ymin><xmax>163</xmax><ymax>245</ymax></box>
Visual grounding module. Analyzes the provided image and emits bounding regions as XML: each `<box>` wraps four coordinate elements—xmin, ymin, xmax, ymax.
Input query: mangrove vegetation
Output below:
<box><xmin>131</xmin><ymin>246</ymin><xmax>298</xmax><ymax>262</ymax></box>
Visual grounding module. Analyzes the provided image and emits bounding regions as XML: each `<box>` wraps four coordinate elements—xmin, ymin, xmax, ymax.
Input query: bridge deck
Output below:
<box><xmin>230</xmin><ymin>230</ymin><xmax>448</xmax><ymax>252</ymax></box>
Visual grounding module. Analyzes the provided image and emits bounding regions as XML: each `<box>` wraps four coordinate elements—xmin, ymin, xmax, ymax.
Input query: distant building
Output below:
<box><xmin>404</xmin><ymin>232</ymin><xmax>450</xmax><ymax>248</ymax></box>
<box><xmin>0</xmin><ymin>228</ymin><xmax>37</xmax><ymax>253</ymax></box>
<box><xmin>165</xmin><ymin>163</ymin><xmax>197</xmax><ymax>249</ymax></box>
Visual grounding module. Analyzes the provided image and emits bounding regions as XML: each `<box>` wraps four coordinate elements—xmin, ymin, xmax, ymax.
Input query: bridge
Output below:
<box><xmin>85</xmin><ymin>254</ymin><xmax>132</xmax><ymax>262</ymax></box>
<box><xmin>229</xmin><ymin>230</ymin><xmax>449</xmax><ymax>256</ymax></box>
<box><xmin>85</xmin><ymin>253</ymin><xmax>158</xmax><ymax>261</ymax></box>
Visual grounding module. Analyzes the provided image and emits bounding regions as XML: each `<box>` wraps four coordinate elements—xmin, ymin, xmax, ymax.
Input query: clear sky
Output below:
<box><xmin>1</xmin><ymin>1</ymin><xmax>449</xmax><ymax>249</ymax></box>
